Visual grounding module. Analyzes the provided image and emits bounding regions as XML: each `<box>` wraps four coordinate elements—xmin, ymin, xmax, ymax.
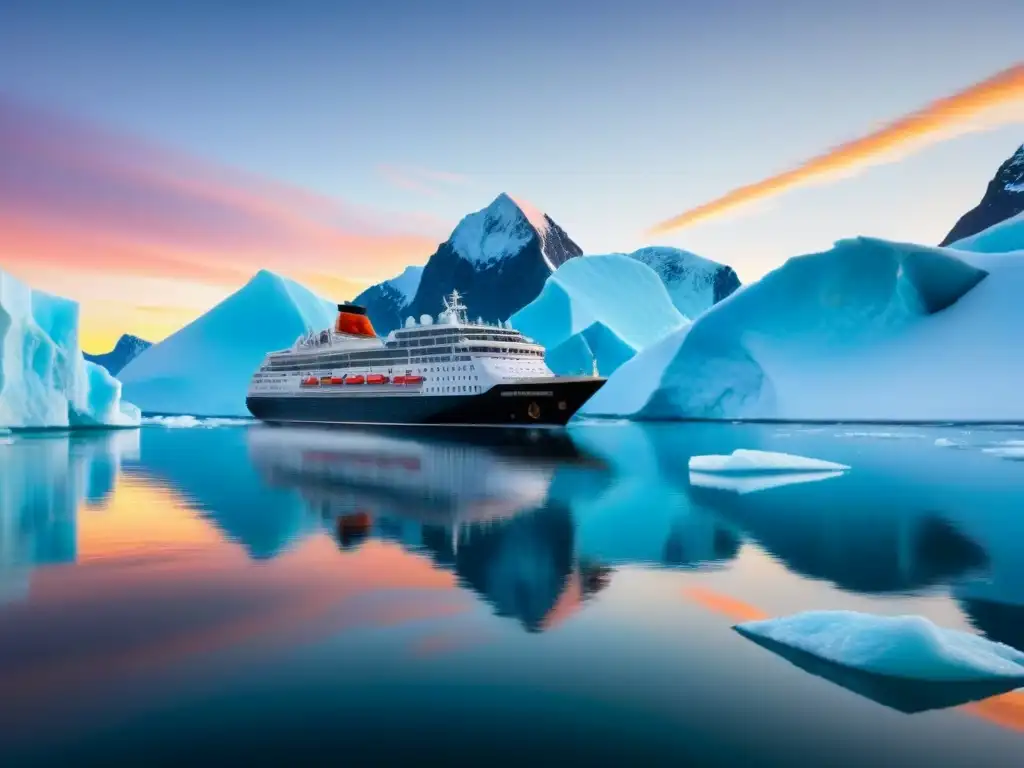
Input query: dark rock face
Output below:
<box><xmin>352</xmin><ymin>282</ymin><xmax>412</xmax><ymax>337</ymax></box>
<box><xmin>84</xmin><ymin>334</ymin><xmax>152</xmax><ymax>375</ymax></box>
<box><xmin>407</xmin><ymin>234</ymin><xmax>578</xmax><ymax>326</ymax></box>
<box><xmin>940</xmin><ymin>144</ymin><xmax>1024</xmax><ymax>246</ymax></box>
<box><xmin>713</xmin><ymin>267</ymin><xmax>742</xmax><ymax>303</ymax></box>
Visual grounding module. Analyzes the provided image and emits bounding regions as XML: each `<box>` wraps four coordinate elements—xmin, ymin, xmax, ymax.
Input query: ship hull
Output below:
<box><xmin>246</xmin><ymin>377</ymin><xmax>605</xmax><ymax>427</ymax></box>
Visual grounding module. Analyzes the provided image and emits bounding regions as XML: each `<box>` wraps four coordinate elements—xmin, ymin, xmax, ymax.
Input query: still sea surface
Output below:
<box><xmin>2</xmin><ymin>420</ymin><xmax>1024</xmax><ymax>766</ymax></box>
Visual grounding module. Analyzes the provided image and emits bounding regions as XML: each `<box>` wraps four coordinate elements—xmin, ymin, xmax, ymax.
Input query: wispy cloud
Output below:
<box><xmin>376</xmin><ymin>163</ymin><xmax>473</xmax><ymax>198</ymax></box>
<box><xmin>648</xmin><ymin>62</ymin><xmax>1024</xmax><ymax>235</ymax></box>
<box><xmin>0</xmin><ymin>95</ymin><xmax>443</xmax><ymax>288</ymax></box>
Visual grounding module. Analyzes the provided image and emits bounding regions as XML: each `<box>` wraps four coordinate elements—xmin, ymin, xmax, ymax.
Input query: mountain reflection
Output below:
<box><xmin>4</xmin><ymin>421</ymin><xmax>1024</xmax><ymax>649</ymax></box>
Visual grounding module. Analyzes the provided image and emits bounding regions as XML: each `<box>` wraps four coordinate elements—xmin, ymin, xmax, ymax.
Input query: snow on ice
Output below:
<box><xmin>511</xmin><ymin>254</ymin><xmax>687</xmax><ymax>376</ymax></box>
<box><xmin>119</xmin><ymin>270</ymin><xmax>336</xmax><ymax>417</ymax></box>
<box><xmin>0</xmin><ymin>268</ymin><xmax>140</xmax><ymax>429</ymax></box>
<box><xmin>735</xmin><ymin>610</ymin><xmax>1024</xmax><ymax>683</ymax></box>
<box><xmin>581</xmin><ymin>234</ymin><xmax>1024</xmax><ymax>421</ymax></box>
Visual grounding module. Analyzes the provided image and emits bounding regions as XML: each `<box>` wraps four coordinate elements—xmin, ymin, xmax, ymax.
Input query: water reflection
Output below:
<box><xmin>4</xmin><ymin>421</ymin><xmax>1024</xmax><ymax>763</ymax></box>
<box><xmin>0</xmin><ymin>430</ymin><xmax>139</xmax><ymax>602</ymax></box>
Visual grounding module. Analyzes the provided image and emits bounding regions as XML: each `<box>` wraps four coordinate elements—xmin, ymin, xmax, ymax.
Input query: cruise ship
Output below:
<box><xmin>246</xmin><ymin>290</ymin><xmax>605</xmax><ymax>427</ymax></box>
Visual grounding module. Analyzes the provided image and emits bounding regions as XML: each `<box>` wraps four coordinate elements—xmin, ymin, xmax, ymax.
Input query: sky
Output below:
<box><xmin>0</xmin><ymin>0</ymin><xmax>1022</xmax><ymax>352</ymax></box>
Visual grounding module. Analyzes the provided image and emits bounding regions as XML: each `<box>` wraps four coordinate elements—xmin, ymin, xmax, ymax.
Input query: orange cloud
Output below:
<box><xmin>649</xmin><ymin>63</ymin><xmax>1024</xmax><ymax>234</ymax></box>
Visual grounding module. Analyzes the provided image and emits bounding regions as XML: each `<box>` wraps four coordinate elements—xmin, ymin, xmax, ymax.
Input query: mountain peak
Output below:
<box><xmin>448</xmin><ymin>194</ymin><xmax>539</xmax><ymax>267</ymax></box>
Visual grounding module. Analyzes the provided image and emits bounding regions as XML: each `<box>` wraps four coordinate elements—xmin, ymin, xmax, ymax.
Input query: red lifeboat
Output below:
<box><xmin>345</xmin><ymin>375</ymin><xmax>365</xmax><ymax>385</ymax></box>
<box><xmin>392</xmin><ymin>375</ymin><xmax>407</xmax><ymax>385</ymax></box>
<box><xmin>301</xmin><ymin>376</ymin><xmax>319</xmax><ymax>387</ymax></box>
<box><xmin>329</xmin><ymin>376</ymin><xmax>345</xmax><ymax>385</ymax></box>
<box><xmin>366</xmin><ymin>374</ymin><xmax>388</xmax><ymax>385</ymax></box>
<box><xmin>403</xmin><ymin>375</ymin><xmax>424</xmax><ymax>385</ymax></box>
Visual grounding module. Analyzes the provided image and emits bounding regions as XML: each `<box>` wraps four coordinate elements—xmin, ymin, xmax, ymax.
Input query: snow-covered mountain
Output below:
<box><xmin>940</xmin><ymin>143</ymin><xmax>1024</xmax><ymax>246</ymax></box>
<box><xmin>119</xmin><ymin>270</ymin><xmax>336</xmax><ymax>417</ymax></box>
<box><xmin>352</xmin><ymin>265</ymin><xmax>424</xmax><ymax>336</ymax></box>
<box><xmin>84</xmin><ymin>334</ymin><xmax>152</xmax><ymax>375</ymax></box>
<box><xmin>402</xmin><ymin>193</ymin><xmax>583</xmax><ymax>327</ymax></box>
<box><xmin>618</xmin><ymin>246</ymin><xmax>741</xmax><ymax>320</ymax></box>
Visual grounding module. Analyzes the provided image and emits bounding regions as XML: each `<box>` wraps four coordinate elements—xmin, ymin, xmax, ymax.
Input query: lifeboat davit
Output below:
<box><xmin>301</xmin><ymin>376</ymin><xmax>319</xmax><ymax>387</ymax></box>
<box><xmin>345</xmin><ymin>375</ymin><xmax>365</xmax><ymax>385</ymax></box>
<box><xmin>366</xmin><ymin>374</ymin><xmax>388</xmax><ymax>385</ymax></box>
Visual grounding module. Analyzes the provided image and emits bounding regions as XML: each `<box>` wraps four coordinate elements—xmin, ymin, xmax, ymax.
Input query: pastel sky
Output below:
<box><xmin>0</xmin><ymin>0</ymin><xmax>1022</xmax><ymax>352</ymax></box>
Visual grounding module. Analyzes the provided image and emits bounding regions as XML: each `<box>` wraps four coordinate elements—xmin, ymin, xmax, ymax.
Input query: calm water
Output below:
<box><xmin>3</xmin><ymin>420</ymin><xmax>1024</xmax><ymax>766</ymax></box>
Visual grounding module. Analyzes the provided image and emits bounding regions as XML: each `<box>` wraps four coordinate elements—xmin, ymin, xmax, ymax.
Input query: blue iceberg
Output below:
<box><xmin>0</xmin><ymin>269</ymin><xmax>140</xmax><ymax>428</ymax></box>
<box><xmin>119</xmin><ymin>270</ymin><xmax>336</xmax><ymax>417</ymax></box>
<box><xmin>583</xmin><ymin>236</ymin><xmax>1024</xmax><ymax>422</ymax></box>
<box><xmin>510</xmin><ymin>254</ymin><xmax>687</xmax><ymax>376</ymax></box>
<box><xmin>737</xmin><ymin>610</ymin><xmax>1024</xmax><ymax>683</ymax></box>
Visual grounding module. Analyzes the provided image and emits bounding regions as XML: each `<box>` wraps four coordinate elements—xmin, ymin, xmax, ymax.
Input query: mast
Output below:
<box><xmin>442</xmin><ymin>289</ymin><xmax>469</xmax><ymax>325</ymax></box>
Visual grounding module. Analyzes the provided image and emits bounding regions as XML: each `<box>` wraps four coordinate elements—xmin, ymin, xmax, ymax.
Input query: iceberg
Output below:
<box><xmin>736</xmin><ymin>610</ymin><xmax>1024</xmax><ymax>683</ymax></box>
<box><xmin>688</xmin><ymin>449</ymin><xmax>849</xmax><ymax>474</ymax></box>
<box><xmin>585</xmin><ymin>236</ymin><xmax>1024</xmax><ymax>422</ymax></box>
<box><xmin>949</xmin><ymin>210</ymin><xmax>1024</xmax><ymax>254</ymax></box>
<box><xmin>119</xmin><ymin>270</ymin><xmax>336</xmax><ymax>417</ymax></box>
<box><xmin>0</xmin><ymin>269</ymin><xmax>140</xmax><ymax>429</ymax></box>
<box><xmin>511</xmin><ymin>254</ymin><xmax>687</xmax><ymax>376</ymax></box>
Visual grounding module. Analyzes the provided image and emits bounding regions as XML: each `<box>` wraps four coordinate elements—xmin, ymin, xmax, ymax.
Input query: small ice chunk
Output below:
<box><xmin>736</xmin><ymin>610</ymin><xmax>1024</xmax><ymax>683</ymax></box>
<box><xmin>688</xmin><ymin>449</ymin><xmax>849</xmax><ymax>474</ymax></box>
<box><xmin>982</xmin><ymin>446</ymin><xmax>1024</xmax><ymax>460</ymax></box>
<box><xmin>689</xmin><ymin>470</ymin><xmax>844</xmax><ymax>494</ymax></box>
<box><xmin>143</xmin><ymin>415</ymin><xmax>250</xmax><ymax>429</ymax></box>
<box><xmin>934</xmin><ymin>437</ymin><xmax>958</xmax><ymax>447</ymax></box>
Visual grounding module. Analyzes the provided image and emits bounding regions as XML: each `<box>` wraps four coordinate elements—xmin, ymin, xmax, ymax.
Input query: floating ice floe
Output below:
<box><xmin>688</xmin><ymin>449</ymin><xmax>850</xmax><ymax>474</ymax></box>
<box><xmin>735</xmin><ymin>610</ymin><xmax>1024</xmax><ymax>683</ymax></box>
<box><xmin>143</xmin><ymin>415</ymin><xmax>252</xmax><ymax>429</ymax></box>
<box><xmin>982</xmin><ymin>446</ymin><xmax>1024</xmax><ymax>460</ymax></box>
<box><xmin>839</xmin><ymin>431</ymin><xmax>926</xmax><ymax>440</ymax></box>
<box><xmin>689</xmin><ymin>470</ymin><xmax>845</xmax><ymax>495</ymax></box>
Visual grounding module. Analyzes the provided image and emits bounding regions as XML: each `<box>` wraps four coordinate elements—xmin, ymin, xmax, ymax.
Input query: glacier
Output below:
<box><xmin>510</xmin><ymin>254</ymin><xmax>688</xmax><ymax>376</ymax></box>
<box><xmin>0</xmin><ymin>269</ymin><xmax>140</xmax><ymax>429</ymax></box>
<box><xmin>118</xmin><ymin>270</ymin><xmax>336</xmax><ymax>417</ymax></box>
<box><xmin>736</xmin><ymin>610</ymin><xmax>1024</xmax><ymax>683</ymax></box>
<box><xmin>582</xmin><ymin>234</ymin><xmax>1024</xmax><ymax>421</ymax></box>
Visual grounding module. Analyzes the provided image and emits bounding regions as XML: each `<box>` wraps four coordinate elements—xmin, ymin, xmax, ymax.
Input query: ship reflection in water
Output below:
<box><xmin>3</xmin><ymin>422</ymin><xmax>1024</xmax><ymax>766</ymax></box>
<box><xmin>248</xmin><ymin>426</ymin><xmax>615</xmax><ymax>631</ymax></box>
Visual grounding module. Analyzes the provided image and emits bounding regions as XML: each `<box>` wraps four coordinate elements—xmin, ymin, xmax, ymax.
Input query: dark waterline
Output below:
<box><xmin>2</xmin><ymin>422</ymin><xmax>1024</xmax><ymax>766</ymax></box>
